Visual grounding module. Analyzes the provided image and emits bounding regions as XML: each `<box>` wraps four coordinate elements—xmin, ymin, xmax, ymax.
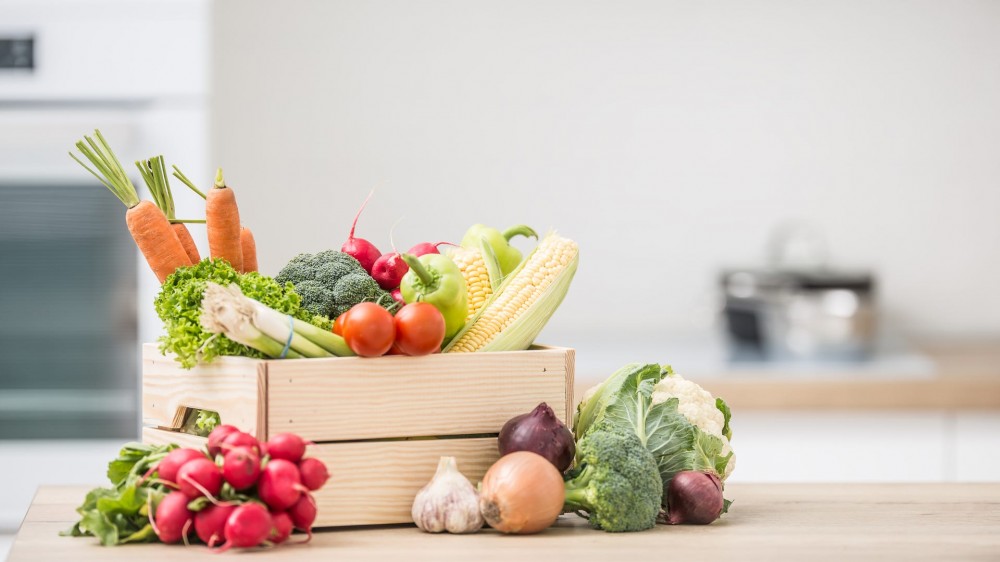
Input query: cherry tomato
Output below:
<box><xmin>393</xmin><ymin>303</ymin><xmax>445</xmax><ymax>356</ymax></box>
<box><xmin>342</xmin><ymin>303</ymin><xmax>395</xmax><ymax>357</ymax></box>
<box><xmin>332</xmin><ymin>312</ymin><xmax>348</xmax><ymax>336</ymax></box>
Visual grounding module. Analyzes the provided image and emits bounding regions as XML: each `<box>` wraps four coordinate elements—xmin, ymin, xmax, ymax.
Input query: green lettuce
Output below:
<box><xmin>574</xmin><ymin>363</ymin><xmax>733</xmax><ymax>498</ymax></box>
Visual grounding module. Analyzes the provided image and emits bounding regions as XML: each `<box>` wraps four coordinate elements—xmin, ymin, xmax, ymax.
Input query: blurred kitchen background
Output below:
<box><xmin>2</xmin><ymin>0</ymin><xmax>999</xmax><ymax>557</ymax></box>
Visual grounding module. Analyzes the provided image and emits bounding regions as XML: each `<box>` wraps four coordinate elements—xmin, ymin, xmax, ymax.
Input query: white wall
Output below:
<box><xmin>211</xmin><ymin>0</ymin><xmax>1000</xmax><ymax>344</ymax></box>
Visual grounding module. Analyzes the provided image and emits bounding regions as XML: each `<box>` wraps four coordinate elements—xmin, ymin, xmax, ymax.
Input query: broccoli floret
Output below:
<box><xmin>563</xmin><ymin>429</ymin><xmax>663</xmax><ymax>532</ymax></box>
<box><xmin>275</xmin><ymin>250</ymin><xmax>396</xmax><ymax>319</ymax></box>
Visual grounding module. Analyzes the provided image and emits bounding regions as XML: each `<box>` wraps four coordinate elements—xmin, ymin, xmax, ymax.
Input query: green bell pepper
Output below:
<box><xmin>400</xmin><ymin>253</ymin><xmax>469</xmax><ymax>340</ymax></box>
<box><xmin>460</xmin><ymin>224</ymin><xmax>537</xmax><ymax>277</ymax></box>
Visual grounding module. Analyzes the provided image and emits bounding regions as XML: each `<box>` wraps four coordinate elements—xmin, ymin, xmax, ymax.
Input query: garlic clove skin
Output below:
<box><xmin>411</xmin><ymin>456</ymin><xmax>484</xmax><ymax>534</ymax></box>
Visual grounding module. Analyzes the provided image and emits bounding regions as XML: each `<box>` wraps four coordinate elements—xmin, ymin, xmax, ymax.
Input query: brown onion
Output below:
<box><xmin>478</xmin><ymin>451</ymin><xmax>564</xmax><ymax>534</ymax></box>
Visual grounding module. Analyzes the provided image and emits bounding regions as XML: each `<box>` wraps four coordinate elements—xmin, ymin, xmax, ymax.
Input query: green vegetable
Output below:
<box><xmin>460</xmin><ymin>224</ymin><xmax>537</xmax><ymax>277</ymax></box>
<box><xmin>400</xmin><ymin>253</ymin><xmax>468</xmax><ymax>340</ymax></box>
<box><xmin>275</xmin><ymin>250</ymin><xmax>397</xmax><ymax>318</ymax></box>
<box><xmin>562</xmin><ymin>429</ymin><xmax>662</xmax><ymax>532</ymax></box>
<box><xmin>155</xmin><ymin>259</ymin><xmax>325</xmax><ymax>368</ymax></box>
<box><xmin>63</xmin><ymin>443</ymin><xmax>176</xmax><ymax>546</ymax></box>
<box><xmin>574</xmin><ymin>363</ymin><xmax>734</xmax><ymax>504</ymax></box>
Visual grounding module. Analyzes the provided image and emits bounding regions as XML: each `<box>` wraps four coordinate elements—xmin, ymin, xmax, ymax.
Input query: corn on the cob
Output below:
<box><xmin>445</xmin><ymin>232</ymin><xmax>578</xmax><ymax>353</ymax></box>
<box><xmin>448</xmin><ymin>247</ymin><xmax>493</xmax><ymax>321</ymax></box>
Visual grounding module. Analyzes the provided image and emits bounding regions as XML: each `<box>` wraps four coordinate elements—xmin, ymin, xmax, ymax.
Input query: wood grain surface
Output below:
<box><xmin>13</xmin><ymin>484</ymin><xmax>1000</xmax><ymax>561</ymax></box>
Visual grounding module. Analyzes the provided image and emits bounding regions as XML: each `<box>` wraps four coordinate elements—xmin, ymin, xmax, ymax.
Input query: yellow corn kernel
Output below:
<box><xmin>448</xmin><ymin>233</ymin><xmax>578</xmax><ymax>353</ymax></box>
<box><xmin>447</xmin><ymin>247</ymin><xmax>492</xmax><ymax>321</ymax></box>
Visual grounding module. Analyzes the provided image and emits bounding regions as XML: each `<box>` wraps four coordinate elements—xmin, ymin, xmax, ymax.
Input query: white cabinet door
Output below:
<box><xmin>725</xmin><ymin>411</ymin><xmax>949</xmax><ymax>483</ymax></box>
<box><xmin>955</xmin><ymin>412</ymin><xmax>1000</xmax><ymax>482</ymax></box>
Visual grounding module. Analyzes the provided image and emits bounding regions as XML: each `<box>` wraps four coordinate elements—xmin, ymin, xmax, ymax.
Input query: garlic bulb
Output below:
<box><xmin>411</xmin><ymin>456</ymin><xmax>484</xmax><ymax>533</ymax></box>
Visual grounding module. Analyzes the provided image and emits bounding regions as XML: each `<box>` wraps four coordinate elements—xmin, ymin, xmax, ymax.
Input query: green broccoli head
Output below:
<box><xmin>275</xmin><ymin>250</ymin><xmax>397</xmax><ymax>319</ymax></box>
<box><xmin>563</xmin><ymin>429</ymin><xmax>663</xmax><ymax>532</ymax></box>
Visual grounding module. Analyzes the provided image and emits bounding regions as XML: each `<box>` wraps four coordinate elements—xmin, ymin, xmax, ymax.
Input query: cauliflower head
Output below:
<box><xmin>652</xmin><ymin>372</ymin><xmax>735</xmax><ymax>479</ymax></box>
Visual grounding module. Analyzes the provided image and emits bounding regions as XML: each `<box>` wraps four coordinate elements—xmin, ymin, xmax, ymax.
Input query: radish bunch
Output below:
<box><xmin>148</xmin><ymin>425</ymin><xmax>329</xmax><ymax>551</ymax></box>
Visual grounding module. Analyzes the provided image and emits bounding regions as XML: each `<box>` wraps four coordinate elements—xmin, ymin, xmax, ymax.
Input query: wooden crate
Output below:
<box><xmin>140</xmin><ymin>343</ymin><xmax>574</xmax><ymax>527</ymax></box>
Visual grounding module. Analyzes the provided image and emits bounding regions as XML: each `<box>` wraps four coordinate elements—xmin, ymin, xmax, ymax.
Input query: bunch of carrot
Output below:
<box><xmin>70</xmin><ymin>130</ymin><xmax>258</xmax><ymax>282</ymax></box>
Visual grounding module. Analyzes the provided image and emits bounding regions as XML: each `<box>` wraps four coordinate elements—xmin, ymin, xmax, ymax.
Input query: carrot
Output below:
<box><xmin>173</xmin><ymin>223</ymin><xmax>201</xmax><ymax>263</ymax></box>
<box><xmin>206</xmin><ymin>168</ymin><xmax>243</xmax><ymax>271</ymax></box>
<box><xmin>240</xmin><ymin>227</ymin><xmax>258</xmax><ymax>273</ymax></box>
<box><xmin>137</xmin><ymin>155</ymin><xmax>201</xmax><ymax>264</ymax></box>
<box><xmin>70</xmin><ymin>131</ymin><xmax>191</xmax><ymax>283</ymax></box>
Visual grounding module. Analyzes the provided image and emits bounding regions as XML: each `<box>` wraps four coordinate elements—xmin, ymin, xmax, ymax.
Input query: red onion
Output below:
<box><xmin>665</xmin><ymin>471</ymin><xmax>724</xmax><ymax>524</ymax></box>
<box><xmin>498</xmin><ymin>403</ymin><xmax>575</xmax><ymax>472</ymax></box>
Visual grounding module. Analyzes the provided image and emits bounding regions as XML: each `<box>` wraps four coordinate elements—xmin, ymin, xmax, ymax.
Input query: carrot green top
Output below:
<box><xmin>136</xmin><ymin>155</ymin><xmax>175</xmax><ymax>219</ymax></box>
<box><xmin>69</xmin><ymin>129</ymin><xmax>140</xmax><ymax>208</ymax></box>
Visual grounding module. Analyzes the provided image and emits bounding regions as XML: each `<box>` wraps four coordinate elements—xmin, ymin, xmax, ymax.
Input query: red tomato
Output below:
<box><xmin>393</xmin><ymin>303</ymin><xmax>445</xmax><ymax>356</ymax></box>
<box><xmin>332</xmin><ymin>312</ymin><xmax>348</xmax><ymax>336</ymax></box>
<box><xmin>342</xmin><ymin>303</ymin><xmax>395</xmax><ymax>357</ymax></box>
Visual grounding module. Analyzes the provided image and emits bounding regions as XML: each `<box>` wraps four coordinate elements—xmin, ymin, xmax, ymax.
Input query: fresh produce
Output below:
<box><xmin>299</xmin><ymin>457</ymin><xmax>330</xmax><ymax>491</ymax></box>
<box><xmin>664</xmin><ymin>471</ymin><xmax>725</xmax><ymax>525</ymax></box>
<box><xmin>411</xmin><ymin>456</ymin><xmax>483</xmax><ymax>534</ymax></box>
<box><xmin>391</xmin><ymin>288</ymin><xmax>404</xmax><ymax>304</ymax></box>
<box><xmin>201</xmin><ymin>282</ymin><xmax>354</xmax><ymax>359</ymax></box>
<box><xmin>399</xmin><ymin>253</ymin><xmax>468</xmax><ymax>340</ymax></box>
<box><xmin>172</xmin><ymin>166</ymin><xmax>258</xmax><ymax>274</ymax></box>
<box><xmin>275</xmin><ymin>250</ymin><xmax>398</xmax><ymax>318</ymax></box>
<box><xmin>214</xmin><ymin>502</ymin><xmax>272</xmax><ymax>552</ymax></box>
<box><xmin>478</xmin><ymin>451</ymin><xmax>564</xmax><ymax>534</ymax></box>
<box><xmin>342</xmin><ymin>191</ymin><xmax>382</xmax><ymax>274</ymax></box>
<box><xmin>222</xmin><ymin>447</ymin><xmax>261</xmax><ymax>490</ymax></box>
<box><xmin>156</xmin><ymin>259</ymin><xmax>328</xmax><ymax>368</ymax></box>
<box><xmin>67</xmin><ymin>429</ymin><xmax>330</xmax><ymax>550</ymax></box>
<box><xmin>266</xmin><ymin>433</ymin><xmax>308</xmax><ymax>463</ymax></box>
<box><xmin>574</xmin><ymin>364</ymin><xmax>735</xmax><ymax>513</ymax></box>
<box><xmin>206</xmin><ymin>168</ymin><xmax>243</xmax><ymax>272</ymax></box>
<box><xmin>137</xmin><ymin>155</ymin><xmax>201</xmax><ymax>264</ymax></box>
<box><xmin>194</xmin><ymin>504</ymin><xmax>236</xmax><ymax>547</ymax></box>
<box><xmin>446</xmin><ymin>231</ymin><xmax>578</xmax><ymax>353</ymax></box>
<box><xmin>447</xmin><ymin>238</ymin><xmax>501</xmax><ymax>322</ymax></box>
<box><xmin>498</xmin><ymin>403</ymin><xmax>574</xmax><ymax>472</ymax></box>
<box><xmin>393</xmin><ymin>302</ymin><xmax>446</xmax><ymax>356</ymax></box>
<box><xmin>258</xmin><ymin>459</ymin><xmax>305</xmax><ymax>511</ymax></box>
<box><xmin>69</xmin><ymin>130</ymin><xmax>192</xmax><ymax>283</ymax></box>
<box><xmin>372</xmin><ymin>251</ymin><xmax>409</xmax><ymax>290</ymax></box>
<box><xmin>562</xmin><ymin>430</ymin><xmax>662</xmax><ymax>532</ymax></box>
<box><xmin>460</xmin><ymin>224</ymin><xmax>538</xmax><ymax>277</ymax></box>
<box><xmin>151</xmin><ymin>491</ymin><xmax>194</xmax><ymax>544</ymax></box>
<box><xmin>408</xmin><ymin>242</ymin><xmax>451</xmax><ymax>256</ymax></box>
<box><xmin>207</xmin><ymin>425</ymin><xmax>240</xmax><ymax>458</ymax></box>
<box><xmin>342</xmin><ymin>302</ymin><xmax>396</xmax><ymax>357</ymax></box>
<box><xmin>240</xmin><ymin>227</ymin><xmax>259</xmax><ymax>273</ymax></box>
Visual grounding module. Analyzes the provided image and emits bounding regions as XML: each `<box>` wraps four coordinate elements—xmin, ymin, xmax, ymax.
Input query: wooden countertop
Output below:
<box><xmin>585</xmin><ymin>341</ymin><xmax>1000</xmax><ymax>411</ymax></box>
<box><xmin>12</xmin><ymin>484</ymin><xmax>1000</xmax><ymax>561</ymax></box>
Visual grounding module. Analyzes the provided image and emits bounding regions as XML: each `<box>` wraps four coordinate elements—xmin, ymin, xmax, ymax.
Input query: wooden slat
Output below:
<box><xmin>266</xmin><ymin>348</ymin><xmax>571</xmax><ymax>441</ymax></box>
<box><xmin>311</xmin><ymin>438</ymin><xmax>499</xmax><ymax>526</ymax></box>
<box><xmin>142</xmin><ymin>427</ymin><xmax>208</xmax><ymax>450</ymax></box>
<box><xmin>141</xmin><ymin>344</ymin><xmax>266</xmax><ymax>436</ymax></box>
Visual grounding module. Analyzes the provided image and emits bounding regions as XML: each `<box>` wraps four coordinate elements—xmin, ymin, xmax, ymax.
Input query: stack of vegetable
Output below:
<box><xmin>65</xmin><ymin>427</ymin><xmax>329</xmax><ymax>550</ymax></box>
<box><xmin>410</xmin><ymin>365</ymin><xmax>736</xmax><ymax>535</ymax></box>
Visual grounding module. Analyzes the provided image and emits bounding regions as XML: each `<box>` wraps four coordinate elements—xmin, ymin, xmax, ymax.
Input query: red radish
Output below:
<box><xmin>298</xmin><ymin>457</ymin><xmax>329</xmax><ymax>491</ymax></box>
<box><xmin>221</xmin><ymin>431</ymin><xmax>260</xmax><ymax>455</ymax></box>
<box><xmin>390</xmin><ymin>288</ymin><xmax>404</xmax><ymax>304</ymax></box>
<box><xmin>288</xmin><ymin>493</ymin><xmax>317</xmax><ymax>536</ymax></box>
<box><xmin>222</xmin><ymin>446</ymin><xmax>261</xmax><ymax>490</ymax></box>
<box><xmin>154</xmin><ymin>448</ymin><xmax>205</xmax><ymax>485</ymax></box>
<box><xmin>266</xmin><ymin>433</ymin><xmax>308</xmax><ymax>463</ymax></box>
<box><xmin>207</xmin><ymin>425</ymin><xmax>240</xmax><ymax>458</ymax></box>
<box><xmin>177</xmin><ymin>458</ymin><xmax>223</xmax><ymax>499</ymax></box>
<box><xmin>341</xmin><ymin>191</ymin><xmax>381</xmax><ymax>274</ymax></box>
<box><xmin>214</xmin><ymin>502</ymin><xmax>272</xmax><ymax>552</ymax></box>
<box><xmin>152</xmin><ymin>491</ymin><xmax>194</xmax><ymax>544</ymax></box>
<box><xmin>371</xmin><ymin>252</ymin><xmax>409</xmax><ymax>290</ymax></box>
<box><xmin>269</xmin><ymin>511</ymin><xmax>293</xmax><ymax>544</ymax></box>
<box><xmin>407</xmin><ymin>242</ymin><xmax>452</xmax><ymax>257</ymax></box>
<box><xmin>258</xmin><ymin>459</ymin><xmax>304</xmax><ymax>510</ymax></box>
<box><xmin>194</xmin><ymin>503</ymin><xmax>237</xmax><ymax>547</ymax></box>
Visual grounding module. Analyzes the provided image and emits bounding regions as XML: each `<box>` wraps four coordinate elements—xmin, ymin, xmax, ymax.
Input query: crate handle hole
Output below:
<box><xmin>167</xmin><ymin>405</ymin><xmax>222</xmax><ymax>438</ymax></box>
